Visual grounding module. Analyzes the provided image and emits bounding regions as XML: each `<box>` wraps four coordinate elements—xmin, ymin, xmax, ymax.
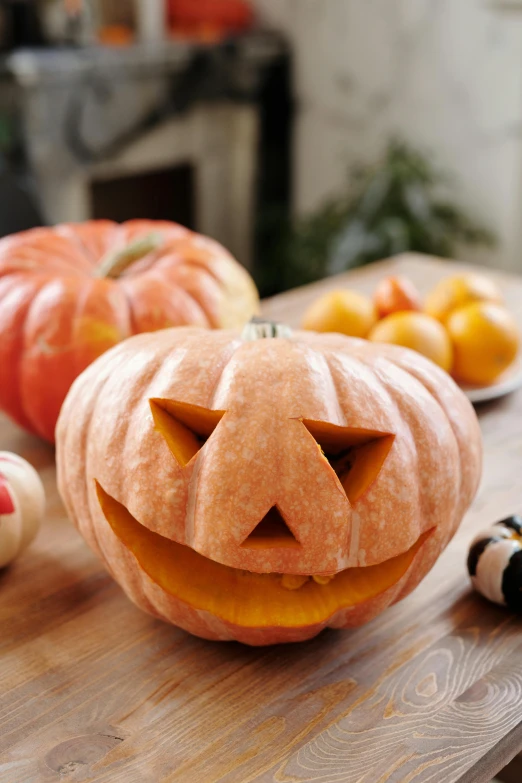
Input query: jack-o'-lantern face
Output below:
<box><xmin>95</xmin><ymin>399</ymin><xmax>431</xmax><ymax>629</ymax></box>
<box><xmin>147</xmin><ymin>397</ymin><xmax>398</xmax><ymax>566</ymax></box>
<box><xmin>57</xmin><ymin>321</ymin><xmax>482</xmax><ymax>645</ymax></box>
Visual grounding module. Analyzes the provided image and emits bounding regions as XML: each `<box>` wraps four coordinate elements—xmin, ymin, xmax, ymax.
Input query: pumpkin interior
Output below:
<box><xmin>96</xmin><ymin>483</ymin><xmax>431</xmax><ymax>628</ymax></box>
<box><xmin>150</xmin><ymin>399</ymin><xmax>225</xmax><ymax>467</ymax></box>
<box><xmin>301</xmin><ymin>419</ymin><xmax>395</xmax><ymax>503</ymax></box>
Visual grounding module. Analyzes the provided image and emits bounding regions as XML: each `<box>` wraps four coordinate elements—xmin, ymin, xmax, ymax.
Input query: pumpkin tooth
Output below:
<box><xmin>280</xmin><ymin>574</ymin><xmax>310</xmax><ymax>590</ymax></box>
<box><xmin>312</xmin><ymin>574</ymin><xmax>335</xmax><ymax>585</ymax></box>
<box><xmin>280</xmin><ymin>573</ymin><xmax>334</xmax><ymax>589</ymax></box>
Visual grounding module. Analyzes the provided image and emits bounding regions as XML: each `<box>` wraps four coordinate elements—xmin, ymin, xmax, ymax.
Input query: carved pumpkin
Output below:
<box><xmin>0</xmin><ymin>452</ymin><xmax>45</xmax><ymax>568</ymax></box>
<box><xmin>56</xmin><ymin>320</ymin><xmax>482</xmax><ymax>645</ymax></box>
<box><xmin>0</xmin><ymin>220</ymin><xmax>259</xmax><ymax>442</ymax></box>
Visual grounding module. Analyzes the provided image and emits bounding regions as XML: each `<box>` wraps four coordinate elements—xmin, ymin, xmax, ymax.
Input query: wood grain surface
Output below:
<box><xmin>1</xmin><ymin>253</ymin><xmax>522</xmax><ymax>783</ymax></box>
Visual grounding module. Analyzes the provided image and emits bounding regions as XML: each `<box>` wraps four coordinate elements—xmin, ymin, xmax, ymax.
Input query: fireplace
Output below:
<box><xmin>3</xmin><ymin>32</ymin><xmax>291</xmax><ymax>274</ymax></box>
<box><xmin>90</xmin><ymin>163</ymin><xmax>195</xmax><ymax>228</ymax></box>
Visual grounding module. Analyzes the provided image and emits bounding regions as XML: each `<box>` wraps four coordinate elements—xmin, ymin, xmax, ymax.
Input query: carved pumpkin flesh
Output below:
<box><xmin>56</xmin><ymin>322</ymin><xmax>482</xmax><ymax>645</ymax></box>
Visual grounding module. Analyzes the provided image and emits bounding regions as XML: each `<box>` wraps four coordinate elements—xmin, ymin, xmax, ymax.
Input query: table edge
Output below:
<box><xmin>458</xmin><ymin>720</ymin><xmax>522</xmax><ymax>783</ymax></box>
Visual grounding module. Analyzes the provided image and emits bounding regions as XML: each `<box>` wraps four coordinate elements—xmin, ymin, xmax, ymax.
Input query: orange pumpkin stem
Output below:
<box><xmin>94</xmin><ymin>232</ymin><xmax>164</xmax><ymax>279</ymax></box>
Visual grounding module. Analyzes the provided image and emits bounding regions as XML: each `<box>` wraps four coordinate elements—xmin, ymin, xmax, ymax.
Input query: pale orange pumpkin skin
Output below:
<box><xmin>0</xmin><ymin>220</ymin><xmax>259</xmax><ymax>442</ymax></box>
<box><xmin>56</xmin><ymin>327</ymin><xmax>482</xmax><ymax>645</ymax></box>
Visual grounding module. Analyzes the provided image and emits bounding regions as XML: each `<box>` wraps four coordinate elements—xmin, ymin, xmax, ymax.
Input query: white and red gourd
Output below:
<box><xmin>467</xmin><ymin>515</ymin><xmax>522</xmax><ymax>611</ymax></box>
<box><xmin>0</xmin><ymin>452</ymin><xmax>45</xmax><ymax>568</ymax></box>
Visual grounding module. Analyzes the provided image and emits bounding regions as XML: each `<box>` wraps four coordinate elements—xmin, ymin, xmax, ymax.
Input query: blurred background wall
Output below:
<box><xmin>254</xmin><ymin>0</ymin><xmax>522</xmax><ymax>272</ymax></box>
<box><xmin>1</xmin><ymin>0</ymin><xmax>522</xmax><ymax>293</ymax></box>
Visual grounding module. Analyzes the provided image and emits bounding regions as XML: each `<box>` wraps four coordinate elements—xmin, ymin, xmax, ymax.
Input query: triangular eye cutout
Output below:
<box><xmin>150</xmin><ymin>399</ymin><xmax>226</xmax><ymax>467</ymax></box>
<box><xmin>241</xmin><ymin>507</ymin><xmax>301</xmax><ymax>549</ymax></box>
<box><xmin>302</xmin><ymin>419</ymin><xmax>395</xmax><ymax>504</ymax></box>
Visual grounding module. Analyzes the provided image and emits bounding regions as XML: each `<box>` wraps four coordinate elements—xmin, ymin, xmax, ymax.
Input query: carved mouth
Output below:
<box><xmin>96</xmin><ymin>482</ymin><xmax>432</xmax><ymax>628</ymax></box>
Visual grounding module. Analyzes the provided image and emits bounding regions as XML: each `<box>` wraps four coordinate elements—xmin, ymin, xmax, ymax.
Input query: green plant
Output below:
<box><xmin>257</xmin><ymin>141</ymin><xmax>495</xmax><ymax>296</ymax></box>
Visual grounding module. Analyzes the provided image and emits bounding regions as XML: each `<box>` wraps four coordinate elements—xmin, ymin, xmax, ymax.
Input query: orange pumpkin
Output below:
<box><xmin>56</xmin><ymin>320</ymin><xmax>482</xmax><ymax>645</ymax></box>
<box><xmin>0</xmin><ymin>220</ymin><xmax>259</xmax><ymax>442</ymax></box>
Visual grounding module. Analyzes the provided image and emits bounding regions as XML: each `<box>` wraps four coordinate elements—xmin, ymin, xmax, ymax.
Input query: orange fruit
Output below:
<box><xmin>425</xmin><ymin>273</ymin><xmax>502</xmax><ymax>323</ymax></box>
<box><xmin>447</xmin><ymin>302</ymin><xmax>519</xmax><ymax>385</ymax></box>
<box><xmin>373</xmin><ymin>275</ymin><xmax>422</xmax><ymax>319</ymax></box>
<box><xmin>301</xmin><ymin>290</ymin><xmax>377</xmax><ymax>338</ymax></box>
<box><xmin>368</xmin><ymin>311</ymin><xmax>453</xmax><ymax>372</ymax></box>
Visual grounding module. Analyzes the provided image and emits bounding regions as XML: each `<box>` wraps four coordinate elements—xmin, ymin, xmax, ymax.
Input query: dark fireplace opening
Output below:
<box><xmin>90</xmin><ymin>164</ymin><xmax>195</xmax><ymax>228</ymax></box>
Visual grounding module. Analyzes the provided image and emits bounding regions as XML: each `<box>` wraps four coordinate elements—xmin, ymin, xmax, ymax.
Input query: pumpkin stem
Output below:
<box><xmin>94</xmin><ymin>232</ymin><xmax>164</xmax><ymax>279</ymax></box>
<box><xmin>241</xmin><ymin>317</ymin><xmax>293</xmax><ymax>340</ymax></box>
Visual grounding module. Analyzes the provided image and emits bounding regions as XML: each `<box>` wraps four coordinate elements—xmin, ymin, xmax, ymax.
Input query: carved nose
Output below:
<box><xmin>241</xmin><ymin>506</ymin><xmax>301</xmax><ymax>549</ymax></box>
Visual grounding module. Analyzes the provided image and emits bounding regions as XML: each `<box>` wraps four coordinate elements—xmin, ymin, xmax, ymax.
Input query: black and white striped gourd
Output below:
<box><xmin>467</xmin><ymin>515</ymin><xmax>522</xmax><ymax>611</ymax></box>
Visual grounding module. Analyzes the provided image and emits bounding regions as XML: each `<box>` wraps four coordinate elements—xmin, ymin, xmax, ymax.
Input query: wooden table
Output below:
<box><xmin>1</xmin><ymin>253</ymin><xmax>522</xmax><ymax>783</ymax></box>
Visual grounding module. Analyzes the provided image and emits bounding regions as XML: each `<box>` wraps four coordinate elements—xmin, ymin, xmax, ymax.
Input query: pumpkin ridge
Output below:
<box><xmin>204</xmin><ymin>335</ymin><xmax>251</xmax><ymax>413</ymax></box>
<box><xmin>157</xmin><ymin>261</ymin><xmax>223</xmax><ymax>323</ymax></box>
<box><xmin>81</xmin><ymin>351</ymin><xmax>132</xmax><ymax>559</ymax></box>
<box><xmin>55</xmin><ymin>223</ymin><xmax>103</xmax><ymax>269</ymax></box>
<box><xmin>372</xmin><ymin>342</ymin><xmax>480</xmax><ymax>526</ymax></box>
<box><xmin>142</xmin><ymin>273</ymin><xmax>212</xmax><ymax>328</ymax></box>
<box><xmin>120</xmin><ymin>276</ymin><xmax>211</xmax><ymax>334</ymax></box>
<box><xmin>0</xmin><ymin>274</ymin><xmax>45</xmax><ymax>431</ymax></box>
<box><xmin>20</xmin><ymin>276</ymin><xmax>126</xmax><ymax>441</ymax></box>
<box><xmin>213</xmin><ymin>256</ymin><xmax>261</xmax><ymax>329</ymax></box>
<box><xmin>25</xmin><ymin>231</ymin><xmax>92</xmax><ymax>275</ymax></box>
<box><xmin>116</xmin><ymin>275</ymin><xmax>141</xmax><ymax>336</ymax></box>
<box><xmin>147</xmin><ymin>234</ymin><xmax>224</xmax><ymax>283</ymax></box>
<box><xmin>57</xmin><ymin>384</ymin><xmax>91</xmax><ymax>552</ymax></box>
<box><xmin>321</xmin><ymin>347</ymin><xmax>355</xmax><ymax>425</ymax></box>
<box><xmin>69</xmin><ymin>277</ymin><xmax>114</xmax><ymax>379</ymax></box>
<box><xmin>19</xmin><ymin>277</ymin><xmax>72</xmax><ymax>439</ymax></box>
<box><xmin>296</xmin><ymin>344</ymin><xmax>348</xmax><ymax>426</ymax></box>
<box><xmin>375</xmin><ymin>355</ymin><xmax>462</xmax><ymax>539</ymax></box>
<box><xmin>39</xmin><ymin>232</ymin><xmax>95</xmax><ymax>272</ymax></box>
<box><xmin>164</xmin><ymin>254</ymin><xmax>223</xmax><ymax>285</ymax></box>
<box><xmin>68</xmin><ymin>278</ymin><xmax>92</xmax><ymax>383</ymax></box>
<box><xmin>359</xmin><ymin>357</ymin><xmax>430</xmax><ymax>546</ymax></box>
<box><xmin>62</xmin><ymin>221</ymin><xmax>116</xmax><ymax>267</ymax></box>
<box><xmin>387</xmin><ymin>357</ymin><xmax>474</xmax><ymax>526</ymax></box>
<box><xmin>115</xmin><ymin>331</ymin><xmax>240</xmax><ymax>546</ymax></box>
<box><xmin>167</xmin><ymin>263</ymin><xmax>219</xmax><ymax>296</ymax></box>
<box><xmin>0</xmin><ymin>247</ymin><xmax>86</xmax><ymax>278</ymax></box>
<box><xmin>83</xmin><ymin>338</ymin><xmax>174</xmax><ymax>555</ymax></box>
<box><xmin>189</xmin><ymin>335</ymin><xmax>250</xmax><ymax>546</ymax></box>
<box><xmin>330</xmin><ymin>350</ymin><xmax>423</xmax><ymax>562</ymax></box>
